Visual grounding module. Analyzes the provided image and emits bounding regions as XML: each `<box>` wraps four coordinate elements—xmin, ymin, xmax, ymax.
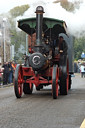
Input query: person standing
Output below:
<box><xmin>11</xmin><ymin>61</ymin><xmax>16</xmax><ymax>81</ymax></box>
<box><xmin>80</xmin><ymin>64</ymin><xmax>85</xmax><ymax>78</ymax></box>
<box><xmin>8</xmin><ymin>62</ymin><xmax>13</xmax><ymax>84</ymax></box>
<box><xmin>0</xmin><ymin>63</ymin><xmax>2</xmax><ymax>85</ymax></box>
<box><xmin>3</xmin><ymin>62</ymin><xmax>9</xmax><ymax>85</ymax></box>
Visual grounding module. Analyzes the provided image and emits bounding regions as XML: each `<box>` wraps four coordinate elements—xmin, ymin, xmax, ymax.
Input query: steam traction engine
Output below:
<box><xmin>14</xmin><ymin>6</ymin><xmax>74</xmax><ymax>99</ymax></box>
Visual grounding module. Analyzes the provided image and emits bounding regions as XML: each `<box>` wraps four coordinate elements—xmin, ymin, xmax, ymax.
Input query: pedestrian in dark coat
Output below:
<box><xmin>59</xmin><ymin>36</ymin><xmax>68</xmax><ymax>55</ymax></box>
<box><xmin>3</xmin><ymin>62</ymin><xmax>9</xmax><ymax>85</ymax></box>
<box><xmin>0</xmin><ymin>63</ymin><xmax>2</xmax><ymax>85</ymax></box>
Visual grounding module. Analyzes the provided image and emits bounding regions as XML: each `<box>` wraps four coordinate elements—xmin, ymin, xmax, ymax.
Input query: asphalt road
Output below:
<box><xmin>0</xmin><ymin>73</ymin><xmax>85</xmax><ymax>128</ymax></box>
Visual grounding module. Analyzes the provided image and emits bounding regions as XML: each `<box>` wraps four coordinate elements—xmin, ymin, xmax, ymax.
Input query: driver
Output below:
<box><xmin>58</xmin><ymin>36</ymin><xmax>68</xmax><ymax>55</ymax></box>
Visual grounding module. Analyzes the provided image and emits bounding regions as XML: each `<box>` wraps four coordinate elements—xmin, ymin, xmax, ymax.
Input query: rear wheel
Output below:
<box><xmin>23</xmin><ymin>83</ymin><xmax>33</xmax><ymax>94</ymax></box>
<box><xmin>52</xmin><ymin>65</ymin><xmax>59</xmax><ymax>99</ymax></box>
<box><xmin>14</xmin><ymin>64</ymin><xmax>23</xmax><ymax>98</ymax></box>
<box><xmin>60</xmin><ymin>59</ymin><xmax>69</xmax><ymax>95</ymax></box>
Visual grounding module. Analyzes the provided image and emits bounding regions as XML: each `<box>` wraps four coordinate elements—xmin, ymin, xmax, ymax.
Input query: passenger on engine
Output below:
<box><xmin>58</xmin><ymin>36</ymin><xmax>68</xmax><ymax>55</ymax></box>
<box><xmin>43</xmin><ymin>37</ymin><xmax>52</xmax><ymax>60</ymax></box>
<box><xmin>53</xmin><ymin>36</ymin><xmax>59</xmax><ymax>56</ymax></box>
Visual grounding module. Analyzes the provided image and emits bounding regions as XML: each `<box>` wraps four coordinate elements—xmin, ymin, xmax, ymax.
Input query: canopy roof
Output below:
<box><xmin>18</xmin><ymin>17</ymin><xmax>68</xmax><ymax>38</ymax></box>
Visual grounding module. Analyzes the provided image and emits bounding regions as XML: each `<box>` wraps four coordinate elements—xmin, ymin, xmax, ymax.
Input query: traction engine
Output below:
<box><xmin>14</xmin><ymin>6</ymin><xmax>74</xmax><ymax>99</ymax></box>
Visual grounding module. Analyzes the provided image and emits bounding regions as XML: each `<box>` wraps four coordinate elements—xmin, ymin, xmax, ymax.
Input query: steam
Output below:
<box><xmin>18</xmin><ymin>0</ymin><xmax>85</xmax><ymax>38</ymax></box>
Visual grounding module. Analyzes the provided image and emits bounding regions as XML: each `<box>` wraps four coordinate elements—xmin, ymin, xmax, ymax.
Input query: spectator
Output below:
<box><xmin>0</xmin><ymin>63</ymin><xmax>2</xmax><ymax>85</ymax></box>
<box><xmin>3</xmin><ymin>62</ymin><xmax>9</xmax><ymax>85</ymax></box>
<box><xmin>80</xmin><ymin>64</ymin><xmax>85</xmax><ymax>78</ymax></box>
<box><xmin>11</xmin><ymin>61</ymin><xmax>17</xmax><ymax>80</ymax></box>
<box><xmin>11</xmin><ymin>61</ymin><xmax>16</xmax><ymax>71</ymax></box>
<box><xmin>8</xmin><ymin>62</ymin><xmax>13</xmax><ymax>84</ymax></box>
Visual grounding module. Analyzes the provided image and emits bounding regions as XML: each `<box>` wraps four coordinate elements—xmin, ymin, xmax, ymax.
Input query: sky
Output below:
<box><xmin>0</xmin><ymin>0</ymin><xmax>30</xmax><ymax>13</ymax></box>
<box><xmin>0</xmin><ymin>0</ymin><xmax>85</xmax><ymax>37</ymax></box>
<box><xmin>0</xmin><ymin>0</ymin><xmax>54</xmax><ymax>13</ymax></box>
<box><xmin>0</xmin><ymin>0</ymin><xmax>83</xmax><ymax>14</ymax></box>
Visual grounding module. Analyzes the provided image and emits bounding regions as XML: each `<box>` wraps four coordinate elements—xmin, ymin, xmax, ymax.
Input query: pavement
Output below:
<box><xmin>0</xmin><ymin>83</ymin><xmax>13</xmax><ymax>88</ymax></box>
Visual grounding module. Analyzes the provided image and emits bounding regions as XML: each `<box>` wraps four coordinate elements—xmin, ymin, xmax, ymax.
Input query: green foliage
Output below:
<box><xmin>74</xmin><ymin>37</ymin><xmax>85</xmax><ymax>60</ymax></box>
<box><xmin>54</xmin><ymin>0</ymin><xmax>83</xmax><ymax>12</ymax></box>
<box><xmin>7</xmin><ymin>4</ymin><xmax>30</xmax><ymax>61</ymax></box>
<box><xmin>10</xmin><ymin>28</ymin><xmax>26</xmax><ymax>61</ymax></box>
<box><xmin>60</xmin><ymin>0</ymin><xmax>75</xmax><ymax>12</ymax></box>
<box><xmin>9</xmin><ymin>4</ymin><xmax>30</xmax><ymax>18</ymax></box>
<box><xmin>9</xmin><ymin>26</ymin><xmax>26</xmax><ymax>52</ymax></box>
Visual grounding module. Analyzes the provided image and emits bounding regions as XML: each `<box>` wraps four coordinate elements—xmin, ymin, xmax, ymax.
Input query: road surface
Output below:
<box><xmin>0</xmin><ymin>73</ymin><xmax>85</xmax><ymax>128</ymax></box>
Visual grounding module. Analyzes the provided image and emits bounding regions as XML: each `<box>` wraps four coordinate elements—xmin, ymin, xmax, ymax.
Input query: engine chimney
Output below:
<box><xmin>35</xmin><ymin>6</ymin><xmax>44</xmax><ymax>46</ymax></box>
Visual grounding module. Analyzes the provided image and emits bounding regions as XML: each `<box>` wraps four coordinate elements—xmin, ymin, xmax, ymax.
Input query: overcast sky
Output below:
<box><xmin>0</xmin><ymin>0</ymin><xmax>85</xmax><ymax>37</ymax></box>
<box><xmin>0</xmin><ymin>0</ymin><xmax>66</xmax><ymax>14</ymax></box>
<box><xmin>0</xmin><ymin>0</ymin><xmax>55</xmax><ymax>14</ymax></box>
<box><xmin>0</xmin><ymin>0</ymin><xmax>31</xmax><ymax>14</ymax></box>
<box><xmin>0</xmin><ymin>0</ymin><xmax>83</xmax><ymax>14</ymax></box>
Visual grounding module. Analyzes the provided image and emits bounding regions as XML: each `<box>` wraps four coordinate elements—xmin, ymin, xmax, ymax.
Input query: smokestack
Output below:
<box><xmin>35</xmin><ymin>6</ymin><xmax>44</xmax><ymax>45</ymax></box>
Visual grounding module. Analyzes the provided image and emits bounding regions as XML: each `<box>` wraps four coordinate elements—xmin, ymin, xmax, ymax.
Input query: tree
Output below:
<box><xmin>9</xmin><ymin>4</ymin><xmax>30</xmax><ymax>18</ymax></box>
<box><xmin>54</xmin><ymin>0</ymin><xmax>83</xmax><ymax>12</ymax></box>
<box><xmin>8</xmin><ymin>4</ymin><xmax>30</xmax><ymax>61</ymax></box>
<box><xmin>74</xmin><ymin>37</ymin><xmax>85</xmax><ymax>60</ymax></box>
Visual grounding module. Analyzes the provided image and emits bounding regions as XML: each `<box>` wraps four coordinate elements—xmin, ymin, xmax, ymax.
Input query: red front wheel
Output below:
<box><xmin>14</xmin><ymin>64</ymin><xmax>23</xmax><ymax>98</ymax></box>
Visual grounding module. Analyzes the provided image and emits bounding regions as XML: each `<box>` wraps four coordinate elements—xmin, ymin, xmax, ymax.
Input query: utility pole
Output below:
<box><xmin>3</xmin><ymin>18</ymin><xmax>6</xmax><ymax>63</ymax></box>
<box><xmin>0</xmin><ymin>31</ymin><xmax>2</xmax><ymax>64</ymax></box>
<box><xmin>26</xmin><ymin>34</ymin><xmax>28</xmax><ymax>55</ymax></box>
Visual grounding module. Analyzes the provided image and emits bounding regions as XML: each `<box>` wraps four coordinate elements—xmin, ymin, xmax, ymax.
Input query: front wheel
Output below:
<box><xmin>14</xmin><ymin>64</ymin><xmax>23</xmax><ymax>98</ymax></box>
<box><xmin>52</xmin><ymin>65</ymin><xmax>59</xmax><ymax>99</ymax></box>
